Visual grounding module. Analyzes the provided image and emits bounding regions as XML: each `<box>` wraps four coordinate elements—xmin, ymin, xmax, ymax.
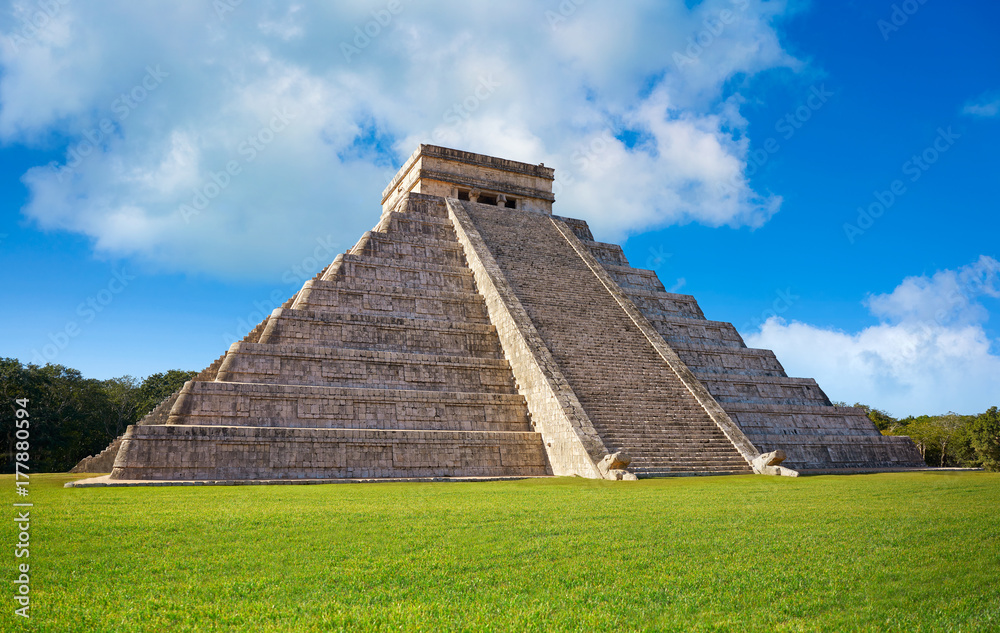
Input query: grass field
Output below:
<box><xmin>2</xmin><ymin>472</ymin><xmax>998</xmax><ymax>632</ymax></box>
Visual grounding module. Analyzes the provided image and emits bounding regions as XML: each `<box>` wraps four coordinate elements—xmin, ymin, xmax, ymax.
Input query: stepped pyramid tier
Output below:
<box><xmin>555</xmin><ymin>220</ymin><xmax>923</xmax><ymax>470</ymax></box>
<box><xmin>72</xmin><ymin>144</ymin><xmax>923</xmax><ymax>486</ymax></box>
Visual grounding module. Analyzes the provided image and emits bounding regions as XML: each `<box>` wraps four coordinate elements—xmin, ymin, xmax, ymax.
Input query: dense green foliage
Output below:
<box><xmin>0</xmin><ymin>359</ymin><xmax>195</xmax><ymax>473</ymax></box>
<box><xmin>835</xmin><ymin>402</ymin><xmax>1000</xmax><ymax>470</ymax></box>
<box><xmin>968</xmin><ymin>406</ymin><xmax>1000</xmax><ymax>471</ymax></box>
<box><xmin>2</xmin><ymin>472</ymin><xmax>997</xmax><ymax>632</ymax></box>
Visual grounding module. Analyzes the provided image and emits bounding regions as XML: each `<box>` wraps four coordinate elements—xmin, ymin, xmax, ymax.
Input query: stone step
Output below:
<box><xmin>632</xmin><ymin>458</ymin><xmax>751</xmax><ymax>466</ymax></box>
<box><xmin>295</xmin><ymin>280</ymin><xmax>490</xmax><ymax>322</ymax></box>
<box><xmin>622</xmin><ymin>457</ymin><xmax>749</xmax><ymax>468</ymax></box>
<box><xmin>599</xmin><ymin>429</ymin><xmax>736</xmax><ymax>439</ymax></box>
<box><xmin>554</xmin><ymin>215</ymin><xmax>594</xmax><ymax>241</ymax></box>
<box><xmin>745</xmin><ymin>434</ymin><xmax>924</xmax><ymax>470</ymax></box>
<box><xmin>111</xmin><ymin>424</ymin><xmax>550</xmax><ymax>481</ymax></box>
<box><xmin>697</xmin><ymin>373</ymin><xmax>832</xmax><ymax>406</ymax></box>
<box><xmin>630</xmin><ymin>454</ymin><xmax>750</xmax><ymax>463</ymax></box>
<box><xmin>634</xmin><ymin>467</ymin><xmax>751</xmax><ymax>475</ymax></box>
<box><xmin>600</xmin><ymin>427</ymin><xmax>735</xmax><ymax>435</ymax></box>
<box><xmin>364</xmin><ymin>228</ymin><xmax>465</xmax><ymax>249</ymax></box>
<box><xmin>596</xmin><ymin>422</ymin><xmax>728</xmax><ymax>431</ymax></box>
<box><xmin>617</xmin><ymin>286</ymin><xmax>705</xmax><ymax>319</ymax></box>
<box><xmin>661</xmin><ymin>337</ymin><xmax>745</xmax><ymax>350</ymax></box>
<box><xmin>216</xmin><ymin>343</ymin><xmax>520</xmax><ymax>393</ymax></box>
<box><xmin>330</xmin><ymin>254</ymin><xmax>476</xmax><ymax>293</ymax></box>
<box><xmin>356</xmin><ymin>232</ymin><xmax>468</xmax><ymax>268</ymax></box>
<box><xmin>647</xmin><ymin>315</ymin><xmax>745</xmax><ymax>349</ymax></box>
<box><xmin>167</xmin><ymin>382</ymin><xmax>533</xmax><ymax>432</ymax></box>
<box><xmin>392</xmin><ymin>192</ymin><xmax>451</xmax><ymax>219</ymax></box>
<box><xmin>261</xmin><ymin>309</ymin><xmax>503</xmax><ymax>358</ymax></box>
<box><xmin>601</xmin><ymin>263</ymin><xmax>666</xmax><ymax>291</ymax></box>
<box><xmin>722</xmin><ymin>402</ymin><xmax>884</xmax><ymax>438</ymax></box>
<box><xmin>606</xmin><ymin>445</ymin><xmax>745</xmax><ymax>456</ymax></box>
<box><xmin>635</xmin><ymin>468</ymin><xmax>752</xmax><ymax>479</ymax></box>
<box><xmin>385</xmin><ymin>214</ymin><xmax>456</xmax><ymax>241</ymax></box>
<box><xmin>581</xmin><ymin>239</ymin><xmax>630</xmax><ymax>267</ymax></box>
<box><xmin>671</xmin><ymin>343</ymin><xmax>787</xmax><ymax>377</ymax></box>
<box><xmin>601</xmin><ymin>435</ymin><xmax>738</xmax><ymax>445</ymax></box>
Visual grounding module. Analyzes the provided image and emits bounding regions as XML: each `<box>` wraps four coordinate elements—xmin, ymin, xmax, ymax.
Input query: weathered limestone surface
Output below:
<box><xmin>571</xmin><ymin>221</ymin><xmax>925</xmax><ymax>471</ymax></box>
<box><xmin>69</xmin><ymin>437</ymin><xmax>123</xmax><ymax>474</ymax></box>
<box><xmin>383</xmin><ymin>145</ymin><xmax>556</xmax><ymax>215</ymax></box>
<box><xmin>115</xmin><ymin>425</ymin><xmax>547</xmax><ymax>480</ymax></box>
<box><xmin>107</xmin><ymin>193</ymin><xmax>552</xmax><ymax>481</ymax></box>
<box><xmin>459</xmin><ymin>201</ymin><xmax>753</xmax><ymax>477</ymax></box>
<box><xmin>447</xmin><ymin>199</ymin><xmax>608</xmax><ymax>478</ymax></box>
<box><xmin>76</xmin><ymin>143</ymin><xmax>923</xmax><ymax>483</ymax></box>
<box><xmin>168</xmin><ymin>382</ymin><xmax>531</xmax><ymax>432</ymax></box>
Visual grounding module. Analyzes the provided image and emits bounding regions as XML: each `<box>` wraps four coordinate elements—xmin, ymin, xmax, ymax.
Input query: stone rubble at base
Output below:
<box><xmin>70</xmin><ymin>144</ymin><xmax>924</xmax><ymax>486</ymax></box>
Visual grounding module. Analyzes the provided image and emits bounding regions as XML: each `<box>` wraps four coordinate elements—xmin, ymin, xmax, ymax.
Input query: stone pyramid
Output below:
<box><xmin>71</xmin><ymin>145</ymin><xmax>923</xmax><ymax>485</ymax></box>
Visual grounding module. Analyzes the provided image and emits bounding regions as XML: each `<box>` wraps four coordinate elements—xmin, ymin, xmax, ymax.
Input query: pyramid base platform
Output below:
<box><xmin>103</xmin><ymin>424</ymin><xmax>551</xmax><ymax>482</ymax></box>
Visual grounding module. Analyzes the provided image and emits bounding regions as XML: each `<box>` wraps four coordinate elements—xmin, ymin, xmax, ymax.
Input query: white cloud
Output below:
<box><xmin>745</xmin><ymin>257</ymin><xmax>1000</xmax><ymax>417</ymax></box>
<box><xmin>866</xmin><ymin>255</ymin><xmax>1000</xmax><ymax>325</ymax></box>
<box><xmin>962</xmin><ymin>91</ymin><xmax>1000</xmax><ymax>118</ymax></box>
<box><xmin>1</xmin><ymin>0</ymin><xmax>801</xmax><ymax>278</ymax></box>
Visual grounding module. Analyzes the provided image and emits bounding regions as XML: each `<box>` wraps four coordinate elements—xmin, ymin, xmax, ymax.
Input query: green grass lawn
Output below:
<box><xmin>2</xmin><ymin>472</ymin><xmax>998</xmax><ymax>632</ymax></box>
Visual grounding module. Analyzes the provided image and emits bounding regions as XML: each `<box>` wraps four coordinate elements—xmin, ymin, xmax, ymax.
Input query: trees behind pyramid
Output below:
<box><xmin>70</xmin><ymin>145</ymin><xmax>924</xmax><ymax>486</ymax></box>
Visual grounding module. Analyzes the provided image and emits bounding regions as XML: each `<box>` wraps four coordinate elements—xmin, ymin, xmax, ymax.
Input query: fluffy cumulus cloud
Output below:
<box><xmin>0</xmin><ymin>0</ymin><xmax>799</xmax><ymax>278</ymax></box>
<box><xmin>746</xmin><ymin>256</ymin><xmax>1000</xmax><ymax>417</ymax></box>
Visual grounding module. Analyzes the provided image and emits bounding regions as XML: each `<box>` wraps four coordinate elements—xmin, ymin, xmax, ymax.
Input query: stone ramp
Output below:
<box><xmin>573</xmin><ymin>224</ymin><xmax>925</xmax><ymax>471</ymax></box>
<box><xmin>104</xmin><ymin>194</ymin><xmax>551</xmax><ymax>482</ymax></box>
<box><xmin>460</xmin><ymin>201</ymin><xmax>753</xmax><ymax>477</ymax></box>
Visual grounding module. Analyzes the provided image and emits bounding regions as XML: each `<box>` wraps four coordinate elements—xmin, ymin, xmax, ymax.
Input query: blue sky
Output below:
<box><xmin>1</xmin><ymin>0</ymin><xmax>997</xmax><ymax>417</ymax></box>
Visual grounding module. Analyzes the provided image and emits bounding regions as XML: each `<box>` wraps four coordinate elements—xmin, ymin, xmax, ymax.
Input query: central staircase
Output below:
<box><xmin>460</xmin><ymin>201</ymin><xmax>752</xmax><ymax>477</ymax></box>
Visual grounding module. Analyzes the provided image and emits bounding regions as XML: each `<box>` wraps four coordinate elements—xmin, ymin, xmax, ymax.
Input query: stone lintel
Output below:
<box><xmin>382</xmin><ymin>144</ymin><xmax>555</xmax><ymax>215</ymax></box>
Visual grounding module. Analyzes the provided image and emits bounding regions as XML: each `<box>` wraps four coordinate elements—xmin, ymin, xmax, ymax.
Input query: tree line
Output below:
<box><xmin>843</xmin><ymin>403</ymin><xmax>1000</xmax><ymax>471</ymax></box>
<box><xmin>1</xmin><ymin>358</ymin><xmax>196</xmax><ymax>473</ymax></box>
<box><xmin>3</xmin><ymin>357</ymin><xmax>998</xmax><ymax>473</ymax></box>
